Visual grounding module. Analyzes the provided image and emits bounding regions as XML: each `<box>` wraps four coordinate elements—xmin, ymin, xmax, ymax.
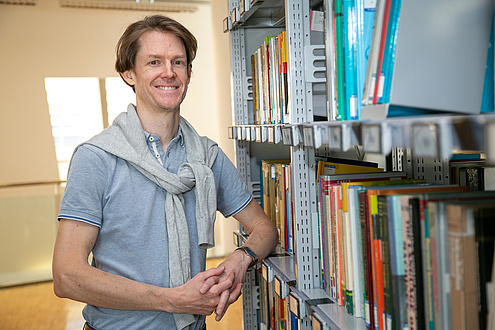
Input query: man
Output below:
<box><xmin>52</xmin><ymin>15</ymin><xmax>278</xmax><ymax>330</ymax></box>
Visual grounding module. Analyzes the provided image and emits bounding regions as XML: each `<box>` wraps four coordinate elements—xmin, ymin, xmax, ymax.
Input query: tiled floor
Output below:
<box><xmin>0</xmin><ymin>258</ymin><xmax>242</xmax><ymax>330</ymax></box>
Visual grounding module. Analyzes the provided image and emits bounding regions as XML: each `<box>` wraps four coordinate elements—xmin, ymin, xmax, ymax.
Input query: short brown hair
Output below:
<box><xmin>115</xmin><ymin>15</ymin><xmax>197</xmax><ymax>79</ymax></box>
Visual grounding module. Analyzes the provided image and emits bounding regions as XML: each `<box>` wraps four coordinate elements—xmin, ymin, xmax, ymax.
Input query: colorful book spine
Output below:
<box><xmin>335</xmin><ymin>0</ymin><xmax>347</xmax><ymax>120</ymax></box>
<box><xmin>369</xmin><ymin>194</ymin><xmax>385</xmax><ymax>330</ymax></box>
<box><xmin>359</xmin><ymin>190</ymin><xmax>374</xmax><ymax>328</ymax></box>
<box><xmin>372</xmin><ymin>0</ymin><xmax>392</xmax><ymax>104</ymax></box>
<box><xmin>343</xmin><ymin>0</ymin><xmax>359</xmax><ymax>119</ymax></box>
<box><xmin>356</xmin><ymin>0</ymin><xmax>377</xmax><ymax>118</ymax></box>
<box><xmin>378</xmin><ymin>195</ymin><xmax>394</xmax><ymax>330</ymax></box>
<box><xmin>378</xmin><ymin>0</ymin><xmax>402</xmax><ymax>104</ymax></box>
<box><xmin>388</xmin><ymin>195</ymin><xmax>408</xmax><ymax>330</ymax></box>
<box><xmin>419</xmin><ymin>197</ymin><xmax>435</xmax><ymax>330</ymax></box>
<box><xmin>362</xmin><ymin>0</ymin><xmax>385</xmax><ymax>105</ymax></box>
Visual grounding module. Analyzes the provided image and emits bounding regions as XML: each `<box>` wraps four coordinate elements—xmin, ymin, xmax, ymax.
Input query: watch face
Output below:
<box><xmin>238</xmin><ymin>246</ymin><xmax>258</xmax><ymax>268</ymax></box>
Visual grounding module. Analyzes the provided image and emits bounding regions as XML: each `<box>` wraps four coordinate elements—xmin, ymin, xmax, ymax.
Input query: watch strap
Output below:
<box><xmin>235</xmin><ymin>246</ymin><xmax>259</xmax><ymax>269</ymax></box>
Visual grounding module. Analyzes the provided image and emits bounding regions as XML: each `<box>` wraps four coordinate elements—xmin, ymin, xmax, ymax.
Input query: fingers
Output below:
<box><xmin>228</xmin><ymin>282</ymin><xmax>243</xmax><ymax>304</ymax></box>
<box><xmin>199</xmin><ymin>266</ymin><xmax>226</xmax><ymax>294</ymax></box>
<box><xmin>212</xmin><ymin>272</ymin><xmax>235</xmax><ymax>318</ymax></box>
<box><xmin>203</xmin><ymin>266</ymin><xmax>226</xmax><ymax>278</ymax></box>
<box><xmin>215</xmin><ymin>281</ymin><xmax>243</xmax><ymax>321</ymax></box>
<box><xmin>200</xmin><ymin>275</ymin><xmax>220</xmax><ymax>294</ymax></box>
<box><xmin>214</xmin><ymin>289</ymin><xmax>231</xmax><ymax>321</ymax></box>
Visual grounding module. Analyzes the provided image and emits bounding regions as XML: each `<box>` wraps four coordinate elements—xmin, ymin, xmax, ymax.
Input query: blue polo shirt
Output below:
<box><xmin>58</xmin><ymin>126</ymin><xmax>252</xmax><ymax>330</ymax></box>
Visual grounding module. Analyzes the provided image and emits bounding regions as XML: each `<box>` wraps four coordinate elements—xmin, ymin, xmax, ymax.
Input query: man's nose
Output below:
<box><xmin>160</xmin><ymin>62</ymin><xmax>176</xmax><ymax>79</ymax></box>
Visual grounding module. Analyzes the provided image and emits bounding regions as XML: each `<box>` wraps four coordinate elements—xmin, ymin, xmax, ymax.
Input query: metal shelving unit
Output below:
<box><xmin>227</xmin><ymin>0</ymin><xmax>324</xmax><ymax>328</ymax></box>
<box><xmin>225</xmin><ymin>0</ymin><xmax>494</xmax><ymax>329</ymax></box>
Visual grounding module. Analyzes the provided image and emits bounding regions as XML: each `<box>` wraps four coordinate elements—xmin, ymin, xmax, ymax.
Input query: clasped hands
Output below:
<box><xmin>172</xmin><ymin>252</ymin><xmax>248</xmax><ymax>321</ymax></box>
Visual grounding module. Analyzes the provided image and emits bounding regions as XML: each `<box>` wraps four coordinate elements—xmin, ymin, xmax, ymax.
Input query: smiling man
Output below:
<box><xmin>52</xmin><ymin>15</ymin><xmax>278</xmax><ymax>330</ymax></box>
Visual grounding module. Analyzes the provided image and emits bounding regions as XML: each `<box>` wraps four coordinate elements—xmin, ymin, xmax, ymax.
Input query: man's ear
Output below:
<box><xmin>120</xmin><ymin>70</ymin><xmax>135</xmax><ymax>87</ymax></box>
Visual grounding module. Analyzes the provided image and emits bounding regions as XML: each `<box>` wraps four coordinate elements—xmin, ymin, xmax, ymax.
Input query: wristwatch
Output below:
<box><xmin>235</xmin><ymin>246</ymin><xmax>259</xmax><ymax>269</ymax></box>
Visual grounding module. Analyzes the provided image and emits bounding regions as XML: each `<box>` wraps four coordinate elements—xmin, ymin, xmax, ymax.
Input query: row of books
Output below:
<box><xmin>259</xmin><ymin>262</ymin><xmax>297</xmax><ymax>330</ymax></box>
<box><xmin>326</xmin><ymin>0</ymin><xmax>401</xmax><ymax>121</ymax></box>
<box><xmin>261</xmin><ymin>157</ymin><xmax>386</xmax><ymax>254</ymax></box>
<box><xmin>261</xmin><ymin>159</ymin><xmax>293</xmax><ymax>253</ymax></box>
<box><xmin>449</xmin><ymin>155</ymin><xmax>495</xmax><ymax>191</ymax></box>
<box><xmin>251</xmin><ymin>31</ymin><xmax>289</xmax><ymax>125</ymax></box>
<box><xmin>317</xmin><ymin>172</ymin><xmax>495</xmax><ymax>330</ymax></box>
<box><xmin>260</xmin><ymin>155</ymin><xmax>495</xmax><ymax>330</ymax></box>
<box><xmin>250</xmin><ymin>0</ymin><xmax>401</xmax><ymax>123</ymax></box>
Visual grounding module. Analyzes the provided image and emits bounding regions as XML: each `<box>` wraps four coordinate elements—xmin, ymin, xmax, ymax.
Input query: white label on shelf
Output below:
<box><xmin>413</xmin><ymin>124</ymin><xmax>438</xmax><ymax>158</ymax></box>
<box><xmin>282</xmin><ymin>127</ymin><xmax>292</xmax><ymax>145</ymax></box>
<box><xmin>268</xmin><ymin>126</ymin><xmax>275</xmax><ymax>143</ymax></box>
<box><xmin>328</xmin><ymin>126</ymin><xmax>342</xmax><ymax>150</ymax></box>
<box><xmin>362</xmin><ymin>125</ymin><xmax>381</xmax><ymax>153</ymax></box>
<box><xmin>303</xmin><ymin>127</ymin><xmax>314</xmax><ymax>147</ymax></box>
<box><xmin>310</xmin><ymin>11</ymin><xmax>325</xmax><ymax>32</ymax></box>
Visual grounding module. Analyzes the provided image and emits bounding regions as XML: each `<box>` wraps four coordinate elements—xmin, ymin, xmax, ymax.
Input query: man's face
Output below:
<box><xmin>122</xmin><ymin>30</ymin><xmax>191</xmax><ymax>114</ymax></box>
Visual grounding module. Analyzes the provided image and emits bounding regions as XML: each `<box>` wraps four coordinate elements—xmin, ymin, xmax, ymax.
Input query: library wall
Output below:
<box><xmin>0</xmin><ymin>0</ymin><xmax>232</xmax><ymax>185</ymax></box>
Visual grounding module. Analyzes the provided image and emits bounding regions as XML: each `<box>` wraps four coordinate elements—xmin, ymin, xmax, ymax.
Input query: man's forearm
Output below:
<box><xmin>53</xmin><ymin>262</ymin><xmax>175</xmax><ymax>312</ymax></box>
<box><xmin>233</xmin><ymin>199</ymin><xmax>279</xmax><ymax>261</ymax></box>
<box><xmin>53</xmin><ymin>219</ymin><xmax>231</xmax><ymax>315</ymax></box>
<box><xmin>242</xmin><ymin>220</ymin><xmax>279</xmax><ymax>261</ymax></box>
<box><xmin>53</xmin><ymin>262</ymin><xmax>232</xmax><ymax>315</ymax></box>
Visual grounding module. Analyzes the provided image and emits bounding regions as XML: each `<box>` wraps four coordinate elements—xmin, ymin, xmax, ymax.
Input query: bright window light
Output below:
<box><xmin>105</xmin><ymin>77</ymin><xmax>136</xmax><ymax>125</ymax></box>
<box><xmin>45</xmin><ymin>77</ymin><xmax>103</xmax><ymax>180</ymax></box>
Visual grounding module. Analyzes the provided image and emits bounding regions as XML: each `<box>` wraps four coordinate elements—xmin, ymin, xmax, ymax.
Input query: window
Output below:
<box><xmin>45</xmin><ymin>77</ymin><xmax>135</xmax><ymax>180</ymax></box>
<box><xmin>105</xmin><ymin>77</ymin><xmax>136</xmax><ymax>125</ymax></box>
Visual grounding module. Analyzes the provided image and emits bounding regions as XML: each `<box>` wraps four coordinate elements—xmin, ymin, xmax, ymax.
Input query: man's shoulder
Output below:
<box><xmin>72</xmin><ymin>143</ymin><xmax>121</xmax><ymax>168</ymax></box>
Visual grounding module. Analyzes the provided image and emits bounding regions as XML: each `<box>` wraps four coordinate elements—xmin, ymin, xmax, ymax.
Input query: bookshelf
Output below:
<box><xmin>224</xmin><ymin>0</ymin><xmax>495</xmax><ymax>329</ymax></box>
<box><xmin>360</xmin><ymin>0</ymin><xmax>493</xmax><ymax>120</ymax></box>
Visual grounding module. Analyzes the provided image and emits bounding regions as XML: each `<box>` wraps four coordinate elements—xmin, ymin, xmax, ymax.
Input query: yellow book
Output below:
<box><xmin>317</xmin><ymin>160</ymin><xmax>384</xmax><ymax>179</ymax></box>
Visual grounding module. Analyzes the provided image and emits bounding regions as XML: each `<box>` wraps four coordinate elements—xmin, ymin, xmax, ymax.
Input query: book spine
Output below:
<box><xmin>378</xmin><ymin>0</ymin><xmax>402</xmax><ymax>104</ymax></box>
<box><xmin>401</xmin><ymin>196</ymin><xmax>417</xmax><ymax>330</ymax></box>
<box><xmin>428</xmin><ymin>201</ymin><xmax>442</xmax><ymax>330</ymax></box>
<box><xmin>345</xmin><ymin>210</ymin><xmax>354</xmax><ymax>315</ymax></box>
<box><xmin>332</xmin><ymin>184</ymin><xmax>342</xmax><ymax>304</ymax></box>
<box><xmin>410</xmin><ymin>198</ymin><xmax>425</xmax><ymax>330</ymax></box>
<box><xmin>420</xmin><ymin>199</ymin><xmax>435</xmax><ymax>330</ymax></box>
<box><xmin>319</xmin><ymin>177</ymin><xmax>328</xmax><ymax>292</ymax></box>
<box><xmin>372</xmin><ymin>0</ymin><xmax>392</xmax><ymax>104</ymax></box>
<box><xmin>371</xmin><ymin>210</ymin><xmax>385</xmax><ymax>330</ymax></box>
<box><xmin>343</xmin><ymin>0</ymin><xmax>359</xmax><ymax>119</ymax></box>
<box><xmin>378</xmin><ymin>196</ymin><xmax>394</xmax><ymax>330</ymax></box>
<box><xmin>360</xmin><ymin>191</ymin><xmax>374</xmax><ymax>328</ymax></box>
<box><xmin>334</xmin><ymin>0</ymin><xmax>347</xmax><ymax>120</ymax></box>
<box><xmin>389</xmin><ymin>195</ymin><xmax>408</xmax><ymax>330</ymax></box>
<box><xmin>350</xmin><ymin>186</ymin><xmax>364</xmax><ymax>317</ymax></box>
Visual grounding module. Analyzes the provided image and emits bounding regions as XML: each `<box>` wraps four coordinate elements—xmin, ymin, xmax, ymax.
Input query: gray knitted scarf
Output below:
<box><xmin>84</xmin><ymin>104</ymin><xmax>218</xmax><ymax>329</ymax></box>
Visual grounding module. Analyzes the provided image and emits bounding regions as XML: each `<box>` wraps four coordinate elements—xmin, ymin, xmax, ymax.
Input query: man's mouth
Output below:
<box><xmin>156</xmin><ymin>86</ymin><xmax>178</xmax><ymax>90</ymax></box>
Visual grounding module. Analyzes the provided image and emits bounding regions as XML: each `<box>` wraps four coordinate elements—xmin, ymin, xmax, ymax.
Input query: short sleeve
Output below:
<box><xmin>58</xmin><ymin>145</ymin><xmax>109</xmax><ymax>227</ymax></box>
<box><xmin>212</xmin><ymin>149</ymin><xmax>253</xmax><ymax>218</ymax></box>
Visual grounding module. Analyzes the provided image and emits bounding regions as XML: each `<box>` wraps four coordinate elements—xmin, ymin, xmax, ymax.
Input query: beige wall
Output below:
<box><xmin>0</xmin><ymin>0</ymin><xmax>235</xmax><ymax>185</ymax></box>
<box><xmin>0</xmin><ymin>0</ymin><xmax>237</xmax><ymax>258</ymax></box>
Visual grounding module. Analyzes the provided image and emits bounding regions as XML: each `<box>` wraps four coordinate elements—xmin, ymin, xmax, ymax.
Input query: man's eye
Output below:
<box><xmin>150</xmin><ymin>60</ymin><xmax>160</xmax><ymax>65</ymax></box>
<box><xmin>174</xmin><ymin>60</ymin><xmax>185</xmax><ymax>66</ymax></box>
